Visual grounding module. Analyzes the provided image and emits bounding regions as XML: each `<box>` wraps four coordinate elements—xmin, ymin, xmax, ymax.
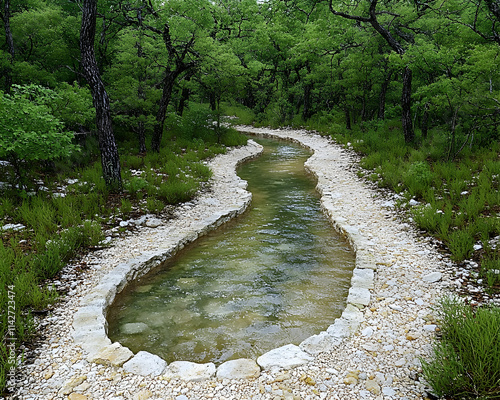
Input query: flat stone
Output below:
<box><xmin>88</xmin><ymin>342</ymin><xmax>133</xmax><ymax>367</ymax></box>
<box><xmin>163</xmin><ymin>361</ymin><xmax>216</xmax><ymax>382</ymax></box>
<box><xmin>257</xmin><ymin>344</ymin><xmax>313</xmax><ymax>370</ymax></box>
<box><xmin>123</xmin><ymin>351</ymin><xmax>167</xmax><ymax>376</ymax></box>
<box><xmin>216</xmin><ymin>359</ymin><xmax>260</xmax><ymax>380</ymax></box>
<box><xmin>365</xmin><ymin>379</ymin><xmax>381</xmax><ymax>395</ymax></box>
<box><xmin>59</xmin><ymin>375</ymin><xmax>87</xmax><ymax>395</ymax></box>
<box><xmin>347</xmin><ymin>287</ymin><xmax>371</xmax><ymax>306</ymax></box>
<box><xmin>422</xmin><ymin>272</ymin><xmax>442</xmax><ymax>282</ymax></box>
<box><xmin>145</xmin><ymin>218</ymin><xmax>162</xmax><ymax>228</ymax></box>
<box><xmin>299</xmin><ymin>331</ymin><xmax>342</xmax><ymax>355</ymax></box>
<box><xmin>68</xmin><ymin>394</ymin><xmax>88</xmax><ymax>400</ymax></box>
<box><xmin>351</xmin><ymin>268</ymin><xmax>375</xmax><ymax>289</ymax></box>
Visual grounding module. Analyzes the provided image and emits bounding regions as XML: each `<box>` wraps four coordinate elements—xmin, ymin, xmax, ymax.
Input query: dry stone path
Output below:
<box><xmin>12</xmin><ymin>127</ymin><xmax>451</xmax><ymax>400</ymax></box>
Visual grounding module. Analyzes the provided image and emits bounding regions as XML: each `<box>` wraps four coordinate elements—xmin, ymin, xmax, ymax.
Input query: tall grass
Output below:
<box><xmin>422</xmin><ymin>297</ymin><xmax>500</xmax><ymax>399</ymax></box>
<box><xmin>0</xmin><ymin>118</ymin><xmax>244</xmax><ymax>394</ymax></box>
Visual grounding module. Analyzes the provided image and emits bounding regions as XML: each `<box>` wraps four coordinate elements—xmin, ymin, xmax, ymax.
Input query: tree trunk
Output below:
<box><xmin>401</xmin><ymin>66</ymin><xmax>414</xmax><ymax>142</ymax></box>
<box><xmin>378</xmin><ymin>71</ymin><xmax>392</xmax><ymax>120</ymax></box>
<box><xmin>1</xmin><ymin>0</ymin><xmax>15</xmax><ymax>93</ymax></box>
<box><xmin>136</xmin><ymin>39</ymin><xmax>147</xmax><ymax>154</ymax></box>
<box><xmin>345</xmin><ymin>107</ymin><xmax>351</xmax><ymax>130</ymax></box>
<box><xmin>80</xmin><ymin>0</ymin><xmax>122</xmax><ymax>190</ymax></box>
<box><xmin>421</xmin><ymin>102</ymin><xmax>429</xmax><ymax>139</ymax></box>
<box><xmin>151</xmin><ymin>70</ymin><xmax>176</xmax><ymax>153</ymax></box>
<box><xmin>302</xmin><ymin>83</ymin><xmax>313</xmax><ymax>120</ymax></box>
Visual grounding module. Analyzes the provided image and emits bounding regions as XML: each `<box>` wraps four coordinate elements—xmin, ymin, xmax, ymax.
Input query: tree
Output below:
<box><xmin>80</xmin><ymin>0</ymin><xmax>122</xmax><ymax>189</ymax></box>
<box><xmin>0</xmin><ymin>0</ymin><xmax>16</xmax><ymax>92</ymax></box>
<box><xmin>0</xmin><ymin>85</ymin><xmax>79</xmax><ymax>188</ymax></box>
<box><xmin>329</xmin><ymin>0</ymin><xmax>416</xmax><ymax>142</ymax></box>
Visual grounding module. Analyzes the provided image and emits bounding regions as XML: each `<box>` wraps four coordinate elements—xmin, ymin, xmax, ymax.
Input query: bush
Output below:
<box><xmin>422</xmin><ymin>297</ymin><xmax>500</xmax><ymax>399</ymax></box>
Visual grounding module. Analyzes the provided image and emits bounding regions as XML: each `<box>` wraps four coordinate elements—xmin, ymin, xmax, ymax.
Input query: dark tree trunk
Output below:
<box><xmin>1</xmin><ymin>0</ymin><xmax>15</xmax><ymax>93</ymax></box>
<box><xmin>177</xmin><ymin>86</ymin><xmax>190</xmax><ymax>116</ymax></box>
<box><xmin>80</xmin><ymin>0</ymin><xmax>122</xmax><ymax>190</ymax></box>
<box><xmin>345</xmin><ymin>107</ymin><xmax>351</xmax><ymax>130</ymax></box>
<box><xmin>401</xmin><ymin>66</ymin><xmax>414</xmax><ymax>142</ymax></box>
<box><xmin>209</xmin><ymin>92</ymin><xmax>217</xmax><ymax>111</ymax></box>
<box><xmin>378</xmin><ymin>71</ymin><xmax>392</xmax><ymax>120</ymax></box>
<box><xmin>136</xmin><ymin>119</ymin><xmax>146</xmax><ymax>154</ymax></box>
<box><xmin>151</xmin><ymin>70</ymin><xmax>177</xmax><ymax>153</ymax></box>
<box><xmin>136</xmin><ymin>40</ymin><xmax>147</xmax><ymax>154</ymax></box>
<box><xmin>421</xmin><ymin>102</ymin><xmax>430</xmax><ymax>139</ymax></box>
<box><xmin>302</xmin><ymin>83</ymin><xmax>313</xmax><ymax>120</ymax></box>
<box><xmin>177</xmin><ymin>73</ymin><xmax>193</xmax><ymax>116</ymax></box>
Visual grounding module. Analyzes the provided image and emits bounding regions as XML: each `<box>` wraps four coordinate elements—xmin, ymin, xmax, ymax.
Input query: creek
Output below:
<box><xmin>107</xmin><ymin>137</ymin><xmax>355</xmax><ymax>364</ymax></box>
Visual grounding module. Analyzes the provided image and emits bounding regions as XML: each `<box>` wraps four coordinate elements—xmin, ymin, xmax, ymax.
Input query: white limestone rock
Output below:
<box><xmin>351</xmin><ymin>268</ymin><xmax>375</xmax><ymax>289</ymax></box>
<box><xmin>347</xmin><ymin>287</ymin><xmax>371</xmax><ymax>307</ymax></box>
<box><xmin>299</xmin><ymin>331</ymin><xmax>342</xmax><ymax>355</ymax></box>
<box><xmin>163</xmin><ymin>361</ymin><xmax>216</xmax><ymax>382</ymax></box>
<box><xmin>123</xmin><ymin>351</ymin><xmax>167</xmax><ymax>376</ymax></box>
<box><xmin>216</xmin><ymin>359</ymin><xmax>260</xmax><ymax>380</ymax></box>
<box><xmin>88</xmin><ymin>342</ymin><xmax>133</xmax><ymax>367</ymax></box>
<box><xmin>145</xmin><ymin>218</ymin><xmax>162</xmax><ymax>228</ymax></box>
<box><xmin>422</xmin><ymin>271</ymin><xmax>442</xmax><ymax>283</ymax></box>
<box><xmin>257</xmin><ymin>344</ymin><xmax>313</xmax><ymax>370</ymax></box>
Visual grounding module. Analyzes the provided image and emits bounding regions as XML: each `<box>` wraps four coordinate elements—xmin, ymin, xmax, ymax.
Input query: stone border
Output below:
<box><xmin>72</xmin><ymin>130</ymin><xmax>376</xmax><ymax>380</ymax></box>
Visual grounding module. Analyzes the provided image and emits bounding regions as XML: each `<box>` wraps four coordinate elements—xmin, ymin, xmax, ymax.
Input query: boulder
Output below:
<box><xmin>123</xmin><ymin>351</ymin><xmax>167</xmax><ymax>376</ymax></box>
<box><xmin>257</xmin><ymin>344</ymin><xmax>313</xmax><ymax>370</ymax></box>
<box><xmin>216</xmin><ymin>359</ymin><xmax>260</xmax><ymax>380</ymax></box>
<box><xmin>163</xmin><ymin>361</ymin><xmax>216</xmax><ymax>382</ymax></box>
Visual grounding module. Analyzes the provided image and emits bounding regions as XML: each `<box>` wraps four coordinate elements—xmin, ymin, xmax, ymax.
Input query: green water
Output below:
<box><xmin>107</xmin><ymin>138</ymin><xmax>355</xmax><ymax>364</ymax></box>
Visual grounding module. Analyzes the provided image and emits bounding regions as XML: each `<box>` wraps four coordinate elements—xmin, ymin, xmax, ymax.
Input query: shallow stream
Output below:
<box><xmin>107</xmin><ymin>137</ymin><xmax>355</xmax><ymax>364</ymax></box>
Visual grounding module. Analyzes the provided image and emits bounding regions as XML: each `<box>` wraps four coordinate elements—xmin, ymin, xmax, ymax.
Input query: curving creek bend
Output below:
<box><xmin>107</xmin><ymin>136</ymin><xmax>355</xmax><ymax>365</ymax></box>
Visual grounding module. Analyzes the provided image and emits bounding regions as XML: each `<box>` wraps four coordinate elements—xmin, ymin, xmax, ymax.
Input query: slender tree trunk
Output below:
<box><xmin>421</xmin><ymin>102</ymin><xmax>430</xmax><ymax>139</ymax></box>
<box><xmin>136</xmin><ymin>39</ymin><xmax>147</xmax><ymax>154</ymax></box>
<box><xmin>302</xmin><ymin>83</ymin><xmax>313</xmax><ymax>120</ymax></box>
<box><xmin>80</xmin><ymin>0</ymin><xmax>122</xmax><ymax>190</ymax></box>
<box><xmin>345</xmin><ymin>107</ymin><xmax>351</xmax><ymax>130</ymax></box>
<box><xmin>401</xmin><ymin>66</ymin><xmax>414</xmax><ymax>142</ymax></box>
<box><xmin>378</xmin><ymin>71</ymin><xmax>392</xmax><ymax>120</ymax></box>
<box><xmin>1</xmin><ymin>0</ymin><xmax>15</xmax><ymax>93</ymax></box>
<box><xmin>151</xmin><ymin>70</ymin><xmax>177</xmax><ymax>153</ymax></box>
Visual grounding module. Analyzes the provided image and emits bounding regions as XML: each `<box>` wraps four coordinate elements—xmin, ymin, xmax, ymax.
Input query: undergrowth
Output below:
<box><xmin>0</xmin><ymin>109</ymin><xmax>248</xmax><ymax>395</ymax></box>
<box><xmin>421</xmin><ymin>297</ymin><xmax>500</xmax><ymax>399</ymax></box>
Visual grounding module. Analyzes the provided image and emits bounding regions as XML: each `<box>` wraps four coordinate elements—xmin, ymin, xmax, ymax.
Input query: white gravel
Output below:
<box><xmin>11</xmin><ymin>127</ymin><xmax>454</xmax><ymax>400</ymax></box>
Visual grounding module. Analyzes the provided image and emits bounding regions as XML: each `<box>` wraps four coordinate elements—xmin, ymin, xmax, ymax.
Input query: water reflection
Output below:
<box><xmin>107</xmin><ymin>137</ymin><xmax>355</xmax><ymax>364</ymax></box>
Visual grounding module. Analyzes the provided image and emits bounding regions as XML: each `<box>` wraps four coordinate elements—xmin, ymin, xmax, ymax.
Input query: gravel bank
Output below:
<box><xmin>11</xmin><ymin>127</ymin><xmax>452</xmax><ymax>400</ymax></box>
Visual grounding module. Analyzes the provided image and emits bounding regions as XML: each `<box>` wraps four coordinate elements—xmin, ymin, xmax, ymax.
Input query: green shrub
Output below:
<box><xmin>446</xmin><ymin>228</ymin><xmax>475</xmax><ymax>262</ymax></box>
<box><xmin>145</xmin><ymin>197</ymin><xmax>165</xmax><ymax>214</ymax></box>
<box><xmin>422</xmin><ymin>297</ymin><xmax>500</xmax><ymax>399</ymax></box>
<box><xmin>404</xmin><ymin>161</ymin><xmax>434</xmax><ymax>199</ymax></box>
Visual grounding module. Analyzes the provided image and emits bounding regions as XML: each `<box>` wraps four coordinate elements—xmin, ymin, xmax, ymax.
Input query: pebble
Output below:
<box><xmin>13</xmin><ymin>127</ymin><xmax>453</xmax><ymax>400</ymax></box>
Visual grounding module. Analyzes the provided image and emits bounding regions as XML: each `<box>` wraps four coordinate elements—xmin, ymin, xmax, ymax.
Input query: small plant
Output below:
<box><xmin>446</xmin><ymin>228</ymin><xmax>475</xmax><ymax>261</ymax></box>
<box><xmin>421</xmin><ymin>297</ymin><xmax>500</xmax><ymax>399</ymax></box>
<box><xmin>481</xmin><ymin>256</ymin><xmax>500</xmax><ymax>289</ymax></box>
<box><xmin>145</xmin><ymin>197</ymin><xmax>165</xmax><ymax>213</ymax></box>
<box><xmin>120</xmin><ymin>198</ymin><xmax>133</xmax><ymax>215</ymax></box>
<box><xmin>404</xmin><ymin>161</ymin><xmax>433</xmax><ymax>199</ymax></box>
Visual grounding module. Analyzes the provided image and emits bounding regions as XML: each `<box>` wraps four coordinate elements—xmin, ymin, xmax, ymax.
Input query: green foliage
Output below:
<box><xmin>404</xmin><ymin>161</ymin><xmax>434</xmax><ymax>199</ymax></box>
<box><xmin>422</xmin><ymin>298</ymin><xmax>500</xmax><ymax>399</ymax></box>
<box><xmin>0</xmin><ymin>85</ymin><xmax>79</xmax><ymax>187</ymax></box>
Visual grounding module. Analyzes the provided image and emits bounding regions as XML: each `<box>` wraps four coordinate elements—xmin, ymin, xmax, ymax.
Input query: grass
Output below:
<box><xmin>304</xmin><ymin>118</ymin><xmax>500</xmax><ymax>398</ymax></box>
<box><xmin>421</xmin><ymin>297</ymin><xmax>500</xmax><ymax>399</ymax></box>
<box><xmin>0</xmin><ymin>111</ymin><xmax>247</xmax><ymax>395</ymax></box>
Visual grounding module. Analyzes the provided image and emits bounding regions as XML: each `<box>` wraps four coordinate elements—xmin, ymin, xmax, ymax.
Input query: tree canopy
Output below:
<box><xmin>0</xmin><ymin>0</ymin><xmax>499</xmax><ymax>178</ymax></box>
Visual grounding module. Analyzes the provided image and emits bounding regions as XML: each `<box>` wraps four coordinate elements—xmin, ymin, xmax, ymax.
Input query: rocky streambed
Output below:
<box><xmin>12</xmin><ymin>127</ymin><xmax>454</xmax><ymax>400</ymax></box>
